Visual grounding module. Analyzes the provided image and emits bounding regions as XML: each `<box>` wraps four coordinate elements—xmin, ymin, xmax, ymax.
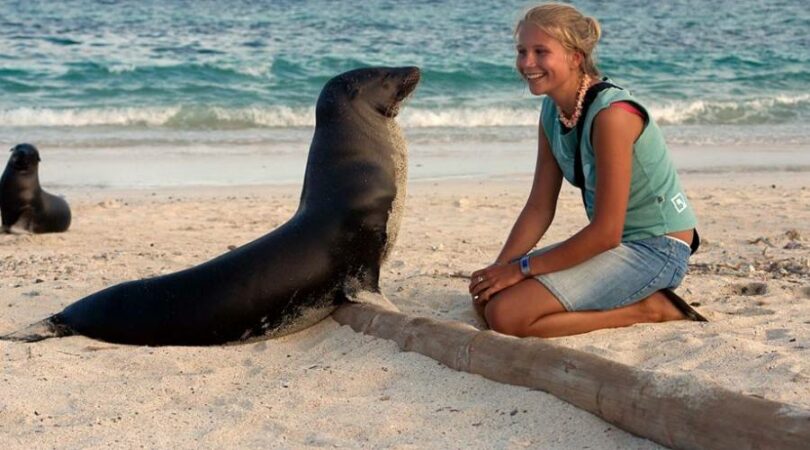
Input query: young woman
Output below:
<box><xmin>469</xmin><ymin>4</ymin><xmax>703</xmax><ymax>338</ymax></box>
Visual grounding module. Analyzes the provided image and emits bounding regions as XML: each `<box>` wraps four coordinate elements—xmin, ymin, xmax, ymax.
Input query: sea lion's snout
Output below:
<box><xmin>383</xmin><ymin>66</ymin><xmax>421</xmax><ymax>117</ymax></box>
<box><xmin>394</xmin><ymin>66</ymin><xmax>421</xmax><ymax>101</ymax></box>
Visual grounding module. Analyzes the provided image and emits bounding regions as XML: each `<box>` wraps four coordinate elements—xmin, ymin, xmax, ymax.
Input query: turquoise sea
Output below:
<box><xmin>1</xmin><ymin>0</ymin><xmax>808</xmax><ymax>186</ymax></box>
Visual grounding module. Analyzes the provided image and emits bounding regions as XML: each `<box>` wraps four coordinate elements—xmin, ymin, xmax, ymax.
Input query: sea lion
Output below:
<box><xmin>1</xmin><ymin>144</ymin><xmax>71</xmax><ymax>233</ymax></box>
<box><xmin>4</xmin><ymin>66</ymin><xmax>420</xmax><ymax>346</ymax></box>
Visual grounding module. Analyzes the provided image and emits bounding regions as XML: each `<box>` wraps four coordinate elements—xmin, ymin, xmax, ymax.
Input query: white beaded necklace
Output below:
<box><xmin>557</xmin><ymin>74</ymin><xmax>591</xmax><ymax>129</ymax></box>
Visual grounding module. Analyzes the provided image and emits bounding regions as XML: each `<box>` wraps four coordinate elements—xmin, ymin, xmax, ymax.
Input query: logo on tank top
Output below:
<box><xmin>671</xmin><ymin>193</ymin><xmax>688</xmax><ymax>213</ymax></box>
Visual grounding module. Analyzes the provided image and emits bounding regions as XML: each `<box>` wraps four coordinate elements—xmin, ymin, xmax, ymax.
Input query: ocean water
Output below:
<box><xmin>1</xmin><ymin>0</ymin><xmax>808</xmax><ymax>185</ymax></box>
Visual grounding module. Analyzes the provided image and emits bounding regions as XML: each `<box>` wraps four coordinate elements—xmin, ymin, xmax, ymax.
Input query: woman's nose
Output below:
<box><xmin>518</xmin><ymin>54</ymin><xmax>536</xmax><ymax>69</ymax></box>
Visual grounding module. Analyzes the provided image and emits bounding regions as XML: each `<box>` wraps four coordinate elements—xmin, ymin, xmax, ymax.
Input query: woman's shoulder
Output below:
<box><xmin>590</xmin><ymin>79</ymin><xmax>651</xmax><ymax>123</ymax></box>
<box><xmin>594</xmin><ymin>79</ymin><xmax>635</xmax><ymax>103</ymax></box>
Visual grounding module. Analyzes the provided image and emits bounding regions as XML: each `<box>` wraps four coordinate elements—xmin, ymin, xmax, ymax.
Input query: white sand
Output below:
<box><xmin>1</xmin><ymin>172</ymin><xmax>808</xmax><ymax>448</ymax></box>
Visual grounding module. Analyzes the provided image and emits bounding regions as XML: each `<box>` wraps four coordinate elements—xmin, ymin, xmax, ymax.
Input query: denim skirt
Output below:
<box><xmin>529</xmin><ymin>235</ymin><xmax>691</xmax><ymax>311</ymax></box>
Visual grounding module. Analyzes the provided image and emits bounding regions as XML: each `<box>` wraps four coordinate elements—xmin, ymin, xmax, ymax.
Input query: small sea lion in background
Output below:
<box><xmin>1</xmin><ymin>143</ymin><xmax>71</xmax><ymax>234</ymax></box>
<box><xmin>3</xmin><ymin>66</ymin><xmax>421</xmax><ymax>346</ymax></box>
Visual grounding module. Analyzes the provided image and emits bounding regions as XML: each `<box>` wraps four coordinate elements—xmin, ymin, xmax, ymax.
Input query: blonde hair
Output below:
<box><xmin>516</xmin><ymin>4</ymin><xmax>602</xmax><ymax>77</ymax></box>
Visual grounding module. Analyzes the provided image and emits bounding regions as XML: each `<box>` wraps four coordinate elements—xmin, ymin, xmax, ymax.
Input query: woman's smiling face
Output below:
<box><xmin>515</xmin><ymin>24</ymin><xmax>580</xmax><ymax>96</ymax></box>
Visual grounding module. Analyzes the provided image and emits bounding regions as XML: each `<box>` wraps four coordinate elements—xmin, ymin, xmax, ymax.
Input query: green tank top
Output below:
<box><xmin>540</xmin><ymin>82</ymin><xmax>698</xmax><ymax>241</ymax></box>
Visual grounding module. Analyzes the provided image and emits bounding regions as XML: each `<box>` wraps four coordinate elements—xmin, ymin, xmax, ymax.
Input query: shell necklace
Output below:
<box><xmin>557</xmin><ymin>74</ymin><xmax>591</xmax><ymax>129</ymax></box>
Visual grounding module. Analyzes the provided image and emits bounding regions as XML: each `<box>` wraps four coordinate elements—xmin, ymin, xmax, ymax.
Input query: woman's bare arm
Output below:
<box><xmin>494</xmin><ymin>124</ymin><xmax>563</xmax><ymax>264</ymax></box>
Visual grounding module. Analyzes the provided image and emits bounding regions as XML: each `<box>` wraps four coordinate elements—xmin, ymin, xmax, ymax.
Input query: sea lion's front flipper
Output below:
<box><xmin>1</xmin><ymin>316</ymin><xmax>74</xmax><ymax>342</ymax></box>
<box><xmin>7</xmin><ymin>207</ymin><xmax>34</xmax><ymax>234</ymax></box>
<box><xmin>345</xmin><ymin>290</ymin><xmax>399</xmax><ymax>312</ymax></box>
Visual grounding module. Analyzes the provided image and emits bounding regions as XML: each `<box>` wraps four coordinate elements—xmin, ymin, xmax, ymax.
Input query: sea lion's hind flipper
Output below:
<box><xmin>1</xmin><ymin>316</ymin><xmax>74</xmax><ymax>342</ymax></box>
<box><xmin>663</xmin><ymin>289</ymin><xmax>708</xmax><ymax>322</ymax></box>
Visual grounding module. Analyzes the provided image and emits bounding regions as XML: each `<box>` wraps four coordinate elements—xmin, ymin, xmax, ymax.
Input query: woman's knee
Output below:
<box><xmin>484</xmin><ymin>294</ymin><xmax>527</xmax><ymax>336</ymax></box>
<box><xmin>483</xmin><ymin>280</ymin><xmax>565</xmax><ymax>336</ymax></box>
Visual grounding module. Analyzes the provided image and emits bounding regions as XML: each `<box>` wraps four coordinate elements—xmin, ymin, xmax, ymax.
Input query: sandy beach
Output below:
<box><xmin>1</xmin><ymin>168</ymin><xmax>807</xmax><ymax>448</ymax></box>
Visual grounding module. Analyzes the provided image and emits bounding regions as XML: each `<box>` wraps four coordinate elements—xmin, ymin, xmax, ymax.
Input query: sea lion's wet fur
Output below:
<box><xmin>4</xmin><ymin>67</ymin><xmax>420</xmax><ymax>346</ymax></box>
<box><xmin>1</xmin><ymin>144</ymin><xmax>71</xmax><ymax>234</ymax></box>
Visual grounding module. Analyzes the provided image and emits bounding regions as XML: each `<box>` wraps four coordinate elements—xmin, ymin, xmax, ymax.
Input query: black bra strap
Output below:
<box><xmin>573</xmin><ymin>80</ymin><xmax>621</xmax><ymax>204</ymax></box>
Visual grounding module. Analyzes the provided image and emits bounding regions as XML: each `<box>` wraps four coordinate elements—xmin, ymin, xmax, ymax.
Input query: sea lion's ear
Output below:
<box><xmin>348</xmin><ymin>86</ymin><xmax>361</xmax><ymax>100</ymax></box>
<box><xmin>36</xmin><ymin>153</ymin><xmax>41</xmax><ymax>162</ymax></box>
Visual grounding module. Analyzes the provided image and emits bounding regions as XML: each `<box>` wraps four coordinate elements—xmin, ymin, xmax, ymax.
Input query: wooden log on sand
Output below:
<box><xmin>333</xmin><ymin>303</ymin><xmax>810</xmax><ymax>450</ymax></box>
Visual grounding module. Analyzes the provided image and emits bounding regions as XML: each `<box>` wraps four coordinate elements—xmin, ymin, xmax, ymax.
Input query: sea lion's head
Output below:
<box><xmin>7</xmin><ymin>143</ymin><xmax>41</xmax><ymax>173</ymax></box>
<box><xmin>317</xmin><ymin>66</ymin><xmax>421</xmax><ymax>121</ymax></box>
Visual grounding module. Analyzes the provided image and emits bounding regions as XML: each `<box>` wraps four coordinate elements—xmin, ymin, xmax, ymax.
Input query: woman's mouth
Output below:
<box><xmin>523</xmin><ymin>72</ymin><xmax>547</xmax><ymax>81</ymax></box>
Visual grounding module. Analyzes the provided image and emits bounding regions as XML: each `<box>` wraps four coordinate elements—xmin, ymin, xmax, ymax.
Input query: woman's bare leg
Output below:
<box><xmin>483</xmin><ymin>279</ymin><xmax>686</xmax><ymax>338</ymax></box>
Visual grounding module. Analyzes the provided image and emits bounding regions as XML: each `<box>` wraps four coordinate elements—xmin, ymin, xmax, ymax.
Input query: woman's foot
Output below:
<box><xmin>639</xmin><ymin>291</ymin><xmax>687</xmax><ymax>322</ymax></box>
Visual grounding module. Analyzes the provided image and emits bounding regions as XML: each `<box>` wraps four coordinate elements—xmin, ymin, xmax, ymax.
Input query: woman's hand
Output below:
<box><xmin>469</xmin><ymin>262</ymin><xmax>526</xmax><ymax>307</ymax></box>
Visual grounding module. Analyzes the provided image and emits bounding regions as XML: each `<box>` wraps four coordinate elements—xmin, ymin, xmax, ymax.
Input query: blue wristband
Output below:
<box><xmin>519</xmin><ymin>255</ymin><xmax>531</xmax><ymax>276</ymax></box>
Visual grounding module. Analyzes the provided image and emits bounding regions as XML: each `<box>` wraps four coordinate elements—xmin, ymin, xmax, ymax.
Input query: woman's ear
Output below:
<box><xmin>568</xmin><ymin>51</ymin><xmax>584</xmax><ymax>71</ymax></box>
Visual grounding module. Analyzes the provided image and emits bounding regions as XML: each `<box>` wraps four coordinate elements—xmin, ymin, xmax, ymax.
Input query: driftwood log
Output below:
<box><xmin>333</xmin><ymin>303</ymin><xmax>810</xmax><ymax>450</ymax></box>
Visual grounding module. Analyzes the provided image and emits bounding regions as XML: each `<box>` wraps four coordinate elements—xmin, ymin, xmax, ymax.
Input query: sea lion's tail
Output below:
<box><xmin>1</xmin><ymin>315</ymin><xmax>74</xmax><ymax>342</ymax></box>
